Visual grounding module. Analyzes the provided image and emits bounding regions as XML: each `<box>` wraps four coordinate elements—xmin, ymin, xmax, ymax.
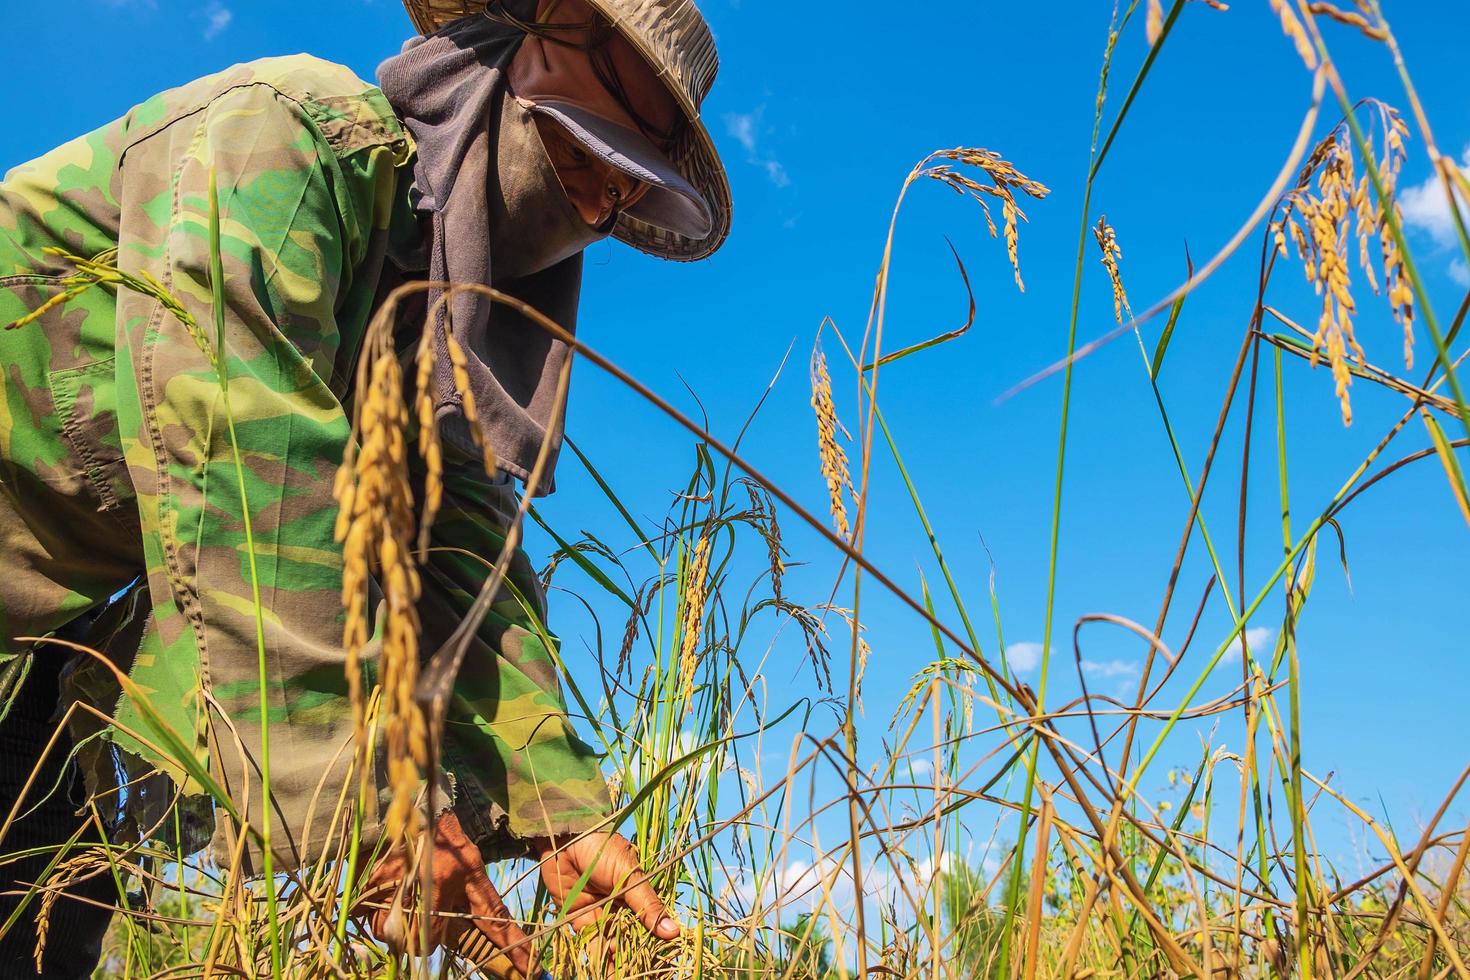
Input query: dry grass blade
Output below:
<box><xmin>1420</xmin><ymin>408</ymin><xmax>1470</xmax><ymax>529</ymax></box>
<box><xmin>1021</xmin><ymin>790</ymin><xmax>1055</xmax><ymax>980</ymax></box>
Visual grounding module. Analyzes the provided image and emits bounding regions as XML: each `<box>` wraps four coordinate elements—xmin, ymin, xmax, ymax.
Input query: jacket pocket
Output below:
<box><xmin>49</xmin><ymin>356</ymin><xmax>127</xmax><ymax>513</ymax></box>
<box><xmin>0</xmin><ymin>274</ymin><xmax>64</xmax><ymax>330</ymax></box>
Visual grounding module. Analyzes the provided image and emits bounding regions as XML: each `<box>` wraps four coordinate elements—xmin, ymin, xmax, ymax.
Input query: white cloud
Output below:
<box><xmin>725</xmin><ymin>850</ymin><xmax>966</xmax><ymax>919</ymax></box>
<box><xmin>722</xmin><ymin>106</ymin><xmax>791</xmax><ymax>188</ymax></box>
<box><xmin>1081</xmin><ymin>658</ymin><xmax>1139</xmax><ymax>680</ymax></box>
<box><xmin>1221</xmin><ymin>626</ymin><xmax>1277</xmax><ymax>665</ymax></box>
<box><xmin>725</xmin><ymin>111</ymin><xmax>758</xmax><ymax>154</ymax></box>
<box><xmin>203</xmin><ymin>1</ymin><xmax>232</xmax><ymax>40</ymax></box>
<box><xmin>1400</xmin><ymin>145</ymin><xmax>1470</xmax><ymax>283</ymax></box>
<box><xmin>724</xmin><ymin>855</ymin><xmax>849</xmax><ymax>916</ymax></box>
<box><xmin>1401</xmin><ymin>147</ymin><xmax>1469</xmax><ymax>247</ymax></box>
<box><xmin>1005</xmin><ymin>641</ymin><xmax>1043</xmax><ymax>673</ymax></box>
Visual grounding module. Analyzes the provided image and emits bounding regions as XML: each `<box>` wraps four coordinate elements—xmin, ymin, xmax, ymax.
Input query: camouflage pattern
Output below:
<box><xmin>0</xmin><ymin>56</ymin><xmax>609</xmax><ymax>869</ymax></box>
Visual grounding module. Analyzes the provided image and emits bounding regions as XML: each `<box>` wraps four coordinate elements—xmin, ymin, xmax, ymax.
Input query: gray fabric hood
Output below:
<box><xmin>378</xmin><ymin>5</ymin><xmax>604</xmax><ymax>493</ymax></box>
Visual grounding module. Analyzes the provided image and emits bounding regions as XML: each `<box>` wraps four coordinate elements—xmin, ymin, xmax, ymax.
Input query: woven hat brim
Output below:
<box><xmin>400</xmin><ymin>0</ymin><xmax>731</xmax><ymax>261</ymax></box>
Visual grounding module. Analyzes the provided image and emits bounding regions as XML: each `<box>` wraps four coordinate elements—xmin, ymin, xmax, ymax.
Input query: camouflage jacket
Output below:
<box><xmin>0</xmin><ymin>56</ymin><xmax>609</xmax><ymax>868</ymax></box>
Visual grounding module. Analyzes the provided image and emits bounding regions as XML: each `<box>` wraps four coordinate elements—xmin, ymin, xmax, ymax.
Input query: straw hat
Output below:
<box><xmin>401</xmin><ymin>0</ymin><xmax>731</xmax><ymax>261</ymax></box>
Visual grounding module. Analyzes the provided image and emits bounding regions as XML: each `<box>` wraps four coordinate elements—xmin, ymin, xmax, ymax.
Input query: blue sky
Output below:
<box><xmin>7</xmin><ymin>0</ymin><xmax>1469</xmax><ymax>885</ymax></box>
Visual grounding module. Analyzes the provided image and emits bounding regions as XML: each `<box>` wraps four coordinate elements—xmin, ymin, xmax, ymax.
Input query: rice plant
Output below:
<box><xmin>4</xmin><ymin>2</ymin><xmax>1469</xmax><ymax>978</ymax></box>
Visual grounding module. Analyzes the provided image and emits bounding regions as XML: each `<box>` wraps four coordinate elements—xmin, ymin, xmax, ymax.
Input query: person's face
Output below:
<box><xmin>534</xmin><ymin>119</ymin><xmax>650</xmax><ymax>229</ymax></box>
<box><xmin>506</xmin><ymin>0</ymin><xmax>681</xmax><ymax>228</ymax></box>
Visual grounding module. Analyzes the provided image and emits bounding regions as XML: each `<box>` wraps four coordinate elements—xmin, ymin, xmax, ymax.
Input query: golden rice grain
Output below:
<box><xmin>444</xmin><ymin>327</ymin><xmax>498</xmax><ymax>479</ymax></box>
<box><xmin>809</xmin><ymin>343</ymin><xmax>853</xmax><ymax>540</ymax></box>
<box><xmin>1146</xmin><ymin>0</ymin><xmax>1164</xmax><ymax>45</ymax></box>
<box><xmin>336</xmin><ymin>316</ymin><xmax>428</xmax><ymax>843</ymax></box>
<box><xmin>1279</xmin><ymin>131</ymin><xmax>1360</xmax><ymax>423</ymax></box>
<box><xmin>413</xmin><ymin>322</ymin><xmax>443</xmax><ymax>555</ymax></box>
<box><xmin>1270</xmin><ymin>0</ymin><xmax>1318</xmax><ymax>69</ymax></box>
<box><xmin>35</xmin><ymin>850</ymin><xmax>126</xmax><ymax>972</ymax></box>
<box><xmin>678</xmin><ymin>533</ymin><xmax>712</xmax><ymax>712</ymax></box>
<box><xmin>1278</xmin><ymin>104</ymin><xmax>1411</xmax><ymax>424</ymax></box>
<box><xmin>920</xmin><ymin>149</ymin><xmax>1049</xmax><ymax>291</ymax></box>
<box><xmin>744</xmin><ymin>483</ymin><xmax>785</xmax><ymax>601</ymax></box>
<box><xmin>1306</xmin><ymin>1</ymin><xmax>1388</xmax><ymax>40</ymax></box>
<box><xmin>1093</xmin><ymin>216</ymin><xmax>1130</xmax><ymax>325</ymax></box>
<box><xmin>605</xmin><ymin>769</ymin><xmax>625</xmax><ymax>811</ymax></box>
<box><xmin>1379</xmin><ymin>112</ymin><xmax>1415</xmax><ymax>368</ymax></box>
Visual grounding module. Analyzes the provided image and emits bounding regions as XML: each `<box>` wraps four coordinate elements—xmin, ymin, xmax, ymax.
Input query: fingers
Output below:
<box><xmin>596</xmin><ymin>836</ymin><xmax>681</xmax><ymax>941</ymax></box>
<box><xmin>372</xmin><ymin>903</ymin><xmax>413</xmax><ymax>956</ymax></box>
<box><xmin>359</xmin><ymin>824</ymin><xmax>467</xmax><ymax>957</ymax></box>
<box><xmin>558</xmin><ymin>889</ymin><xmax>609</xmax><ymax>934</ymax></box>
<box><xmin>354</xmin><ymin>849</ymin><xmax>406</xmax><ymax>919</ymax></box>
<box><xmin>362</xmin><ymin>857</ymin><xmax>418</xmax><ymax>956</ymax></box>
<box><xmin>463</xmin><ymin>860</ymin><xmax>536</xmax><ymax>978</ymax></box>
<box><xmin>370</xmin><ymin>896</ymin><xmax>464</xmax><ymax>957</ymax></box>
<box><xmin>541</xmin><ymin>833</ymin><xmax>683</xmax><ymax>942</ymax></box>
<box><xmin>617</xmin><ymin>872</ymin><xmax>681</xmax><ymax>940</ymax></box>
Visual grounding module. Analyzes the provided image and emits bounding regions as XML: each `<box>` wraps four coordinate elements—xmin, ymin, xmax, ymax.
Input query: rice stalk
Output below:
<box><xmin>1304</xmin><ymin>131</ymin><xmax>1362</xmax><ymax>423</ymax></box>
<box><xmin>743</xmin><ymin>482</ymin><xmax>785</xmax><ymax>602</ymax></box>
<box><xmin>617</xmin><ymin>583</ymin><xmax>647</xmax><ymax>679</ymax></box>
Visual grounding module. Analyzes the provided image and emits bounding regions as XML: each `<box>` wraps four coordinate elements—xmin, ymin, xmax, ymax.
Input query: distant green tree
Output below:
<box><xmin>941</xmin><ymin>862</ymin><xmax>1008</xmax><ymax>978</ymax></box>
<box><xmin>780</xmin><ymin>912</ymin><xmax>837</xmax><ymax>979</ymax></box>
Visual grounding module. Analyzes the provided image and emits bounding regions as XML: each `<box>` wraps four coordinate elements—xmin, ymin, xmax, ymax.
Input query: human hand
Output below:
<box><xmin>533</xmin><ymin>831</ymin><xmax>681</xmax><ymax>941</ymax></box>
<box><xmin>358</xmin><ymin>811</ymin><xmax>537</xmax><ymax>978</ymax></box>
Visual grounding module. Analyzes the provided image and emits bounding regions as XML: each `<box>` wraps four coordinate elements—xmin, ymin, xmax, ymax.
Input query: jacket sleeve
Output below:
<box><xmin>109</xmin><ymin>79</ymin><xmax>607</xmax><ymax>870</ymax></box>
<box><xmin>111</xmin><ymin>80</ymin><xmax>403</xmax><ymax>870</ymax></box>
<box><xmin>421</xmin><ymin>456</ymin><xmax>611</xmax><ymax>859</ymax></box>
